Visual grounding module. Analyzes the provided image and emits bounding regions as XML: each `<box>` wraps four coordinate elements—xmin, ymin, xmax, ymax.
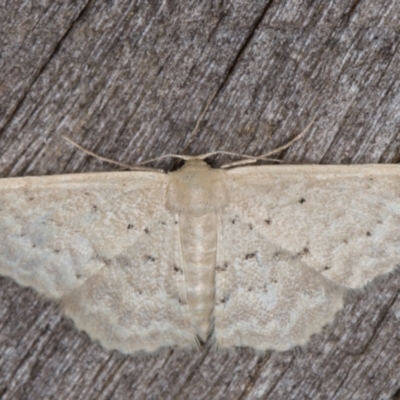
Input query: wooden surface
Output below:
<box><xmin>1</xmin><ymin>1</ymin><xmax>400</xmax><ymax>399</ymax></box>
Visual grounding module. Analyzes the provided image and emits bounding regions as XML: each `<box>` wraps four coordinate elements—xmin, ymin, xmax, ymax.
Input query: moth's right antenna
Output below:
<box><xmin>255</xmin><ymin>117</ymin><xmax>316</xmax><ymax>159</ymax></box>
<box><xmin>220</xmin><ymin>117</ymin><xmax>316</xmax><ymax>168</ymax></box>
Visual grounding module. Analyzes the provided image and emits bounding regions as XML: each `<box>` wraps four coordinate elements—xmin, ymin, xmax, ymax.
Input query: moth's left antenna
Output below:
<box><xmin>181</xmin><ymin>88</ymin><xmax>220</xmax><ymax>152</ymax></box>
<box><xmin>62</xmin><ymin>136</ymin><xmax>163</xmax><ymax>172</ymax></box>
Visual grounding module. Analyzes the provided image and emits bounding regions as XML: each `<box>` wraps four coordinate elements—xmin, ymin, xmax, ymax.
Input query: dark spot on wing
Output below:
<box><xmin>29</xmin><ymin>197</ymin><xmax>34</xmax><ymax>201</ymax></box>
<box><xmin>343</xmin><ymin>239</ymin><xmax>348</xmax><ymax>244</ymax></box>
<box><xmin>264</xmin><ymin>219</ymin><xmax>271</xmax><ymax>225</ymax></box>
<box><xmin>102</xmin><ymin>258</ymin><xmax>112</xmax><ymax>266</ymax></box>
<box><xmin>216</xmin><ymin>263</ymin><xmax>229</xmax><ymax>272</ymax></box>
<box><xmin>366</xmin><ymin>231</ymin><xmax>371</xmax><ymax>236</ymax></box>
<box><xmin>274</xmin><ymin>252</ymin><xmax>280</xmax><ymax>258</ymax></box>
<box><xmin>75</xmin><ymin>273</ymin><xmax>82</xmax><ymax>279</ymax></box>
<box><xmin>299</xmin><ymin>198</ymin><xmax>306</xmax><ymax>204</ymax></box>
<box><xmin>159</xmin><ymin>221</ymin><xmax>166</xmax><ymax>225</ymax></box>
<box><xmin>178</xmin><ymin>298</ymin><xmax>187</xmax><ymax>305</ymax></box>
<box><xmin>144</xmin><ymin>228</ymin><xmax>149</xmax><ymax>234</ymax></box>
<box><xmin>92</xmin><ymin>205</ymin><xmax>98</xmax><ymax>212</ymax></box>
<box><xmin>220</xmin><ymin>294</ymin><xmax>230</xmax><ymax>304</ymax></box>
<box><xmin>174</xmin><ymin>220</ymin><xmax>178</xmax><ymax>225</ymax></box>
<box><xmin>324</xmin><ymin>266</ymin><xmax>331</xmax><ymax>270</ymax></box>
<box><xmin>173</xmin><ymin>265</ymin><xmax>183</xmax><ymax>274</ymax></box>
<box><xmin>248</xmin><ymin>223</ymin><xmax>253</xmax><ymax>230</ymax></box>
<box><xmin>231</xmin><ymin>218</ymin><xmax>236</xmax><ymax>224</ymax></box>
<box><xmin>54</xmin><ymin>249</ymin><xmax>60</xmax><ymax>253</ymax></box>
<box><xmin>95</xmin><ymin>255</ymin><xmax>112</xmax><ymax>266</ymax></box>
<box><xmin>245</xmin><ymin>253</ymin><xmax>256</xmax><ymax>260</ymax></box>
<box><xmin>127</xmin><ymin>224</ymin><xmax>134</xmax><ymax>230</ymax></box>
<box><xmin>296</xmin><ymin>247</ymin><xmax>310</xmax><ymax>258</ymax></box>
<box><xmin>146</xmin><ymin>255</ymin><xmax>156</xmax><ymax>262</ymax></box>
<box><xmin>248</xmin><ymin>287</ymin><xmax>253</xmax><ymax>292</ymax></box>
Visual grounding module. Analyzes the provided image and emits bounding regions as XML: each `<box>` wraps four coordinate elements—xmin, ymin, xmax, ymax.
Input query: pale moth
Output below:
<box><xmin>0</xmin><ymin>141</ymin><xmax>399</xmax><ymax>354</ymax></box>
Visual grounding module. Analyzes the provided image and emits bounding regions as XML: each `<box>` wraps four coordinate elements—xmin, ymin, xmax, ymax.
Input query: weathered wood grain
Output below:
<box><xmin>1</xmin><ymin>1</ymin><xmax>400</xmax><ymax>399</ymax></box>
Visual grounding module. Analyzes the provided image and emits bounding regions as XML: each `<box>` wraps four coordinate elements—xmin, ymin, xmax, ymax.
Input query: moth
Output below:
<box><xmin>0</xmin><ymin>155</ymin><xmax>399</xmax><ymax>353</ymax></box>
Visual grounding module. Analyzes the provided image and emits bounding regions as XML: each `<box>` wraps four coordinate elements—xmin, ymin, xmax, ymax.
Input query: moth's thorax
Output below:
<box><xmin>166</xmin><ymin>159</ymin><xmax>228</xmax><ymax>217</ymax></box>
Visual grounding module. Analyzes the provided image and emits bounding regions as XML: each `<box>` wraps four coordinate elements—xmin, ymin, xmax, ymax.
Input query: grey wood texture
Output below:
<box><xmin>1</xmin><ymin>1</ymin><xmax>400</xmax><ymax>399</ymax></box>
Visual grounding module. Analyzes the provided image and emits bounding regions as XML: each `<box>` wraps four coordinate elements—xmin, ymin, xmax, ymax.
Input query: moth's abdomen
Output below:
<box><xmin>179</xmin><ymin>212</ymin><xmax>217</xmax><ymax>341</ymax></box>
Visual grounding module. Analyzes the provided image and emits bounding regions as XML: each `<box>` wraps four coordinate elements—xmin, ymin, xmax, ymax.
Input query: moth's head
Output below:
<box><xmin>173</xmin><ymin>154</ymin><xmax>210</xmax><ymax>161</ymax></box>
<box><xmin>159</xmin><ymin>154</ymin><xmax>214</xmax><ymax>173</ymax></box>
<box><xmin>164</xmin><ymin>153</ymin><xmax>234</xmax><ymax>170</ymax></box>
